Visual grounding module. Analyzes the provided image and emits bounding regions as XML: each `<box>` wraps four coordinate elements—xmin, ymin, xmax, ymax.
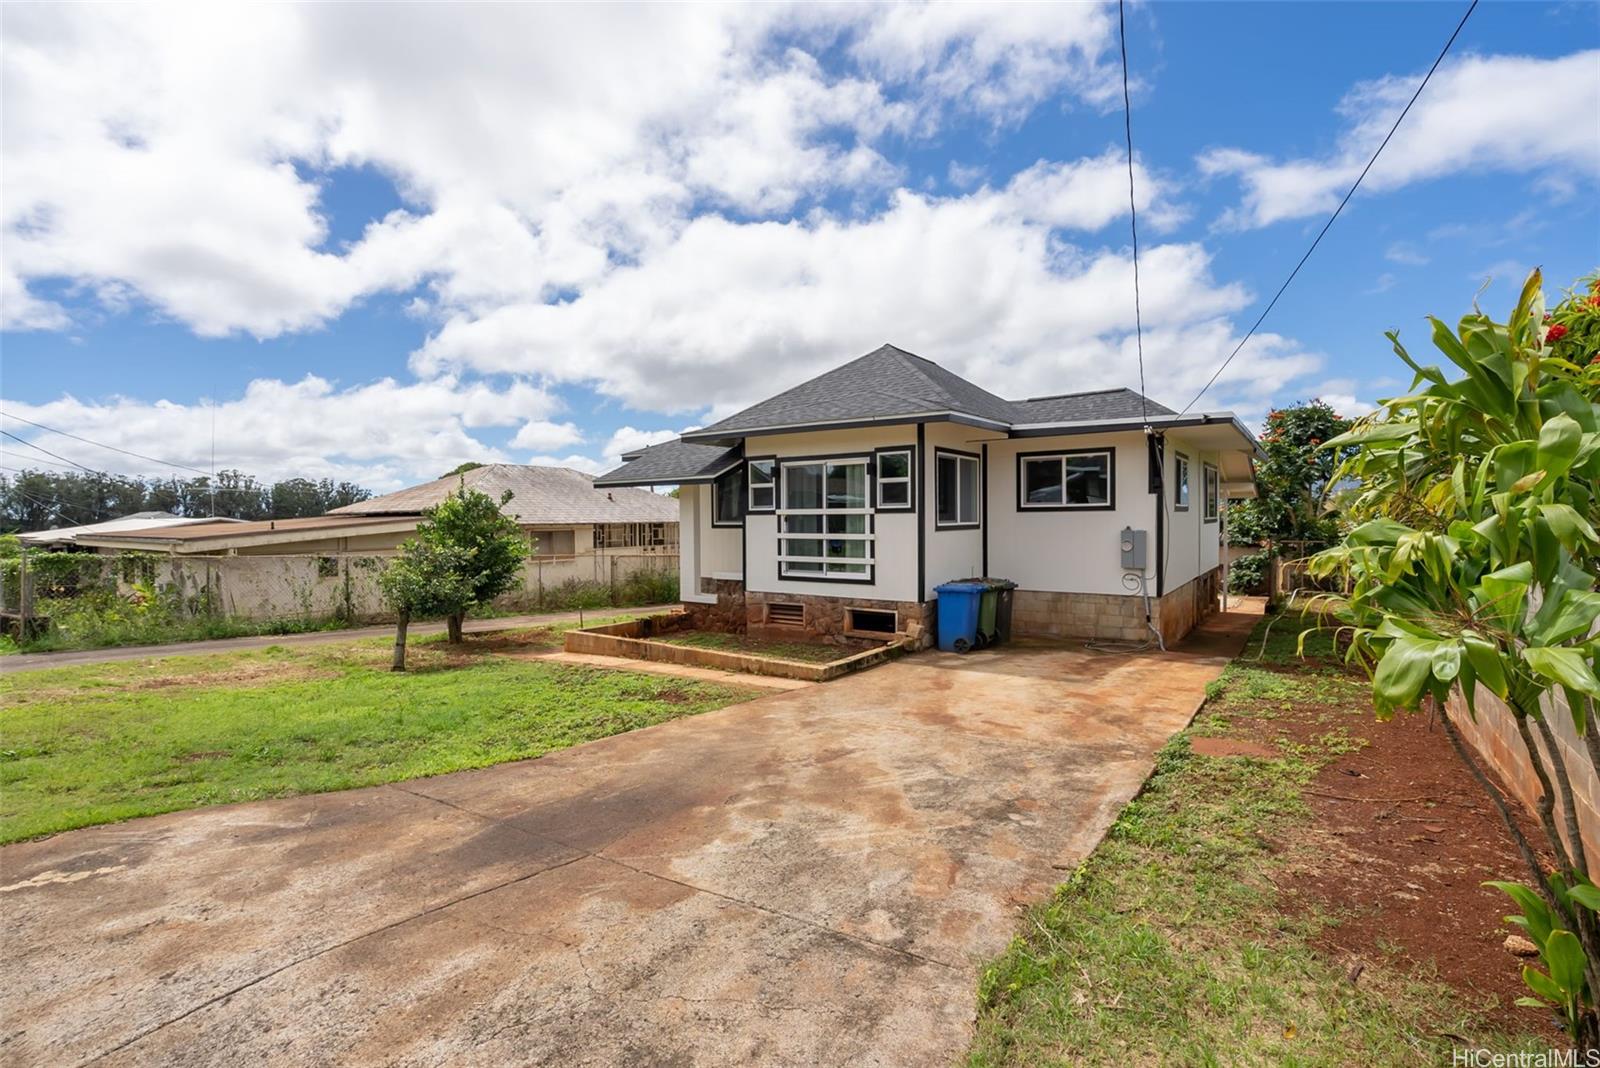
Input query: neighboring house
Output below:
<box><xmin>17</xmin><ymin>512</ymin><xmax>243</xmax><ymax>548</ymax></box>
<box><xmin>72</xmin><ymin>465</ymin><xmax>678</xmax><ymax>558</ymax></box>
<box><xmin>596</xmin><ymin>344</ymin><xmax>1259</xmax><ymax>646</ymax></box>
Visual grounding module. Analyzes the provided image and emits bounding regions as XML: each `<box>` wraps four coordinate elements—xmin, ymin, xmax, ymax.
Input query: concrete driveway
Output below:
<box><xmin>1</xmin><ymin>606</ymin><xmax>1257</xmax><ymax>1067</ymax></box>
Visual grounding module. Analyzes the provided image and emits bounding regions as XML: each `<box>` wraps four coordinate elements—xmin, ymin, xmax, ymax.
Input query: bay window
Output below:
<box><xmin>779</xmin><ymin>458</ymin><xmax>872</xmax><ymax>579</ymax></box>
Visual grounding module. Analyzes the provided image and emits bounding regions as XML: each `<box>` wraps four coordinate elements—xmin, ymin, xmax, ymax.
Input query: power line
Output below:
<box><xmin>1178</xmin><ymin>0</ymin><xmax>1480</xmax><ymax>415</ymax></box>
<box><xmin>0</xmin><ymin>429</ymin><xmax>102</xmax><ymax>474</ymax></box>
<box><xmin>1117</xmin><ymin>0</ymin><xmax>1149</xmax><ymax>428</ymax></box>
<box><xmin>0</xmin><ymin>410</ymin><xmax>213</xmax><ymax>476</ymax></box>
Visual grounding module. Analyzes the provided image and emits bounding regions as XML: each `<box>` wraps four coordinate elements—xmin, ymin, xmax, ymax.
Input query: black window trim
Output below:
<box><xmin>745</xmin><ymin>455</ymin><xmax>777</xmax><ymax>514</ymax></box>
<box><xmin>872</xmin><ymin>444</ymin><xmax>916</xmax><ymax>512</ymax></box>
<box><xmin>1172</xmin><ymin>451</ymin><xmax>1190</xmax><ymax>512</ymax></box>
<box><xmin>1014</xmin><ymin>447</ymin><xmax>1116</xmax><ymax>512</ymax></box>
<box><xmin>1203</xmin><ymin>461</ymin><xmax>1220</xmax><ymax>524</ymax></box>
<box><xmin>773</xmin><ymin>450</ymin><xmax>877</xmax><ymax>584</ymax></box>
<box><xmin>933</xmin><ymin>447</ymin><xmax>982</xmax><ymax>530</ymax></box>
<box><xmin>711</xmin><ymin>464</ymin><xmax>744</xmax><ymax>528</ymax></box>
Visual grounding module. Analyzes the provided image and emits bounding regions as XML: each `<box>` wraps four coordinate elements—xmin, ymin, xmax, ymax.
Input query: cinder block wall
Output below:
<box><xmin>1446</xmin><ymin>687</ymin><xmax>1600</xmax><ymax>871</ymax></box>
<box><xmin>1012</xmin><ymin>567</ymin><xmax>1222</xmax><ymax>645</ymax></box>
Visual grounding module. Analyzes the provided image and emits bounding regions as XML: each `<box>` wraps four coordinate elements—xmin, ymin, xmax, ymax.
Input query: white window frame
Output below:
<box><xmin>1017</xmin><ymin>449</ymin><xmax>1114</xmax><ymax>511</ymax></box>
<box><xmin>875</xmin><ymin>448</ymin><xmax>913</xmax><ymax>511</ymax></box>
<box><xmin>1203</xmin><ymin>462</ymin><xmax>1220</xmax><ymax>523</ymax></box>
<box><xmin>1173</xmin><ymin>452</ymin><xmax>1190</xmax><ymax>511</ymax></box>
<box><xmin>747</xmin><ymin>457</ymin><xmax>775</xmax><ymax>513</ymax></box>
<box><xmin>777</xmin><ymin>456</ymin><xmax>874</xmax><ymax>581</ymax></box>
<box><xmin>934</xmin><ymin>449</ymin><xmax>981</xmax><ymax>529</ymax></box>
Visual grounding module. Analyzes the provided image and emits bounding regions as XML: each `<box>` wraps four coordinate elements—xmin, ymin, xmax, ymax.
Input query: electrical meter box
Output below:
<box><xmin>1120</xmin><ymin>527</ymin><xmax>1148</xmax><ymax>571</ymax></box>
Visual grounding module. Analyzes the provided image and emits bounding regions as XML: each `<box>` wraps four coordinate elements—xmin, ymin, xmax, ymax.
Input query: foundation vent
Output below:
<box><xmin>845</xmin><ymin>608</ymin><xmax>897</xmax><ymax>637</ymax></box>
<box><xmin>766</xmin><ymin>602</ymin><xmax>804</xmax><ymax>628</ymax></box>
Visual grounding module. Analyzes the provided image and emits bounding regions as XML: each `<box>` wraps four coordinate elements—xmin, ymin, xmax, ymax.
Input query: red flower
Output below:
<box><xmin>1547</xmin><ymin>323</ymin><xmax>1569</xmax><ymax>342</ymax></box>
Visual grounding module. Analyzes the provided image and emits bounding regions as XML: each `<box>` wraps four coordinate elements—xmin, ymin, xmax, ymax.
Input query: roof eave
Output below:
<box><xmin>680</xmin><ymin>410</ymin><xmax>1011</xmax><ymax>445</ymax></box>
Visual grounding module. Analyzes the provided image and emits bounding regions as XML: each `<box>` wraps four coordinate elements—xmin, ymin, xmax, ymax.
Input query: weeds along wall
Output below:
<box><xmin>4</xmin><ymin>549</ymin><xmax>680</xmax><ymax>623</ymax></box>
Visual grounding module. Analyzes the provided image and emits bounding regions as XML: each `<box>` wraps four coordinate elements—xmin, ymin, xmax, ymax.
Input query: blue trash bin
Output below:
<box><xmin>935</xmin><ymin>581</ymin><xmax>985</xmax><ymax>653</ymax></box>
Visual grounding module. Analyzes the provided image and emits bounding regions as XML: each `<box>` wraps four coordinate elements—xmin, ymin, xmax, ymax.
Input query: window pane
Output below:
<box><xmin>785</xmin><ymin>463</ymin><xmax>822</xmax><ymax>510</ymax></box>
<box><xmin>1064</xmin><ymin>455</ymin><xmax>1109</xmax><ymax>505</ymax></box>
<box><xmin>749</xmin><ymin>459</ymin><xmax>774</xmax><ymax>486</ymax></box>
<box><xmin>877</xmin><ymin>451</ymin><xmax>909</xmax><ymax>480</ymax></box>
<box><xmin>714</xmin><ymin>467</ymin><xmax>743</xmax><ymax>522</ymax></box>
<box><xmin>826</xmin><ymin>513</ymin><xmax>866</xmax><ymax>534</ymax></box>
<box><xmin>1023</xmin><ymin>458</ymin><xmax>1063</xmax><ymax>505</ymax></box>
<box><xmin>936</xmin><ymin>455</ymin><xmax>958</xmax><ymax>524</ymax></box>
<box><xmin>958</xmin><ymin>456</ymin><xmax>978</xmax><ymax>523</ymax></box>
<box><xmin>826</xmin><ymin>538</ymin><xmax>867</xmax><ymax>559</ymax></box>
<box><xmin>784</xmin><ymin>537</ymin><xmax>822</xmax><ymax>559</ymax></box>
<box><xmin>786</xmin><ymin>560</ymin><xmax>823</xmax><ymax>574</ymax></box>
<box><xmin>1175</xmin><ymin>458</ymin><xmax>1189</xmax><ymax>507</ymax></box>
<box><xmin>784</xmin><ymin>514</ymin><xmax>822</xmax><ymax>534</ymax></box>
<box><xmin>751</xmin><ymin>485</ymin><xmax>773</xmax><ymax>510</ymax></box>
<box><xmin>826</xmin><ymin>462</ymin><xmax>866</xmax><ymax>508</ymax></box>
<box><xmin>879</xmin><ymin>480</ymin><xmax>909</xmax><ymax>507</ymax></box>
<box><xmin>828</xmin><ymin>562</ymin><xmax>867</xmax><ymax>575</ymax></box>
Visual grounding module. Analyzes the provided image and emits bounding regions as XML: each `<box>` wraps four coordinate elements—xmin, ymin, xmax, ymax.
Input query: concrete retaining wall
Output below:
<box><xmin>1012</xmin><ymin>567</ymin><xmax>1221</xmax><ymax>644</ymax></box>
<box><xmin>565</xmin><ymin>614</ymin><xmax>908</xmax><ymax>682</ymax></box>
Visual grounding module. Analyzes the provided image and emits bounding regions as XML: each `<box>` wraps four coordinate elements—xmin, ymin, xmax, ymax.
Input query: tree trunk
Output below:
<box><xmin>447</xmin><ymin>612</ymin><xmax>464</xmax><ymax>644</ymax></box>
<box><xmin>391</xmin><ymin>612</ymin><xmax>409</xmax><ymax>671</ymax></box>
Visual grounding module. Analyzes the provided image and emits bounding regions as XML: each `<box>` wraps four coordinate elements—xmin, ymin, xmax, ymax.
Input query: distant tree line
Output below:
<box><xmin>0</xmin><ymin>468</ymin><xmax>373</xmax><ymax>532</ymax></box>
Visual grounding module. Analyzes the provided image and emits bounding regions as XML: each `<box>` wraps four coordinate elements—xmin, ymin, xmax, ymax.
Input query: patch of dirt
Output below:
<box><xmin>127</xmin><ymin>663</ymin><xmax>335</xmax><ymax>691</ymax></box>
<box><xmin>179</xmin><ymin>750</ymin><xmax>232</xmax><ymax>763</ymax></box>
<box><xmin>1190</xmin><ymin>737</ymin><xmax>1280</xmax><ymax>759</ymax></box>
<box><xmin>461</xmin><ymin>628</ymin><xmax>559</xmax><ymax>653</ymax></box>
<box><xmin>650</xmin><ymin>688</ymin><xmax>694</xmax><ymax>705</ymax></box>
<box><xmin>1255</xmin><ymin>700</ymin><xmax>1559</xmax><ymax>1038</ymax></box>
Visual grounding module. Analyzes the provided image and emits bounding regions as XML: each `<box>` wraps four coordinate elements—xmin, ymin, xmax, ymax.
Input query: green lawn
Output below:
<box><xmin>967</xmin><ymin>620</ymin><xmax>1547</xmax><ymax>1066</ymax></box>
<box><xmin>0</xmin><ymin>624</ymin><xmax>761</xmax><ymax>843</ymax></box>
<box><xmin>652</xmin><ymin>630</ymin><xmax>857</xmax><ymax>663</ymax></box>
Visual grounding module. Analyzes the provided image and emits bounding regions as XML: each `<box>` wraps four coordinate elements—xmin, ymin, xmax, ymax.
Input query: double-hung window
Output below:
<box><xmin>1018</xmin><ymin>449</ymin><xmax>1113</xmax><ymax>510</ymax></box>
<box><xmin>935</xmin><ymin>450</ymin><xmax>980</xmax><ymax>528</ymax></box>
<box><xmin>1173</xmin><ymin>452</ymin><xmax>1190</xmax><ymax>511</ymax></box>
<box><xmin>875</xmin><ymin>448</ymin><xmax>913</xmax><ymax>510</ymax></box>
<box><xmin>1203</xmin><ymin>463</ymin><xmax>1220</xmax><ymax>523</ymax></box>
<box><xmin>747</xmin><ymin>458</ymin><xmax>775</xmax><ymax>512</ymax></box>
<box><xmin>778</xmin><ymin>458</ymin><xmax>871</xmax><ymax>579</ymax></box>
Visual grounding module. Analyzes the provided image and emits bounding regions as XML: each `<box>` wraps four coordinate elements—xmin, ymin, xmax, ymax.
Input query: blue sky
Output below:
<box><xmin>2</xmin><ymin>2</ymin><xmax>1596</xmax><ymax>490</ymax></box>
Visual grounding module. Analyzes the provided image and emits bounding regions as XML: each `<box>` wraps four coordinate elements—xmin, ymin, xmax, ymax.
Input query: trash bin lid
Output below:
<box><xmin>934</xmin><ymin>581</ymin><xmax>987</xmax><ymax>593</ymax></box>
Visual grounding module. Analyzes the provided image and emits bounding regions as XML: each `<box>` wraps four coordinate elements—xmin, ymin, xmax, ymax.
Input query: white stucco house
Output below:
<box><xmin>596</xmin><ymin>345</ymin><xmax>1259</xmax><ymax>646</ymax></box>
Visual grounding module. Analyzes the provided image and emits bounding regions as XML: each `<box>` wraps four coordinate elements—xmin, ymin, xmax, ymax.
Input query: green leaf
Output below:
<box><xmin>1545</xmin><ymin>929</ymin><xmax>1587</xmax><ymax>997</ymax></box>
<box><xmin>1373</xmin><ymin>638</ymin><xmax>1436</xmax><ymax>715</ymax></box>
<box><xmin>1566</xmin><ymin>883</ymin><xmax>1600</xmax><ymax>912</ymax></box>
<box><xmin>1536</xmin><ymin>414</ymin><xmax>1584</xmax><ymax>479</ymax></box>
<box><xmin>1462</xmin><ymin>631</ymin><xmax>1510</xmax><ymax>700</ymax></box>
<box><xmin>1522</xmin><ymin>647</ymin><xmax>1600</xmax><ymax>700</ymax></box>
<box><xmin>1539</xmin><ymin>503</ymin><xmax>1600</xmax><ymax>547</ymax></box>
<box><xmin>1323</xmin><ymin>421</ymin><xmax>1418</xmax><ymax>448</ymax></box>
<box><xmin>1522</xmin><ymin>965</ymin><xmax>1566</xmax><ymax>1004</ymax></box>
<box><xmin>1430</xmin><ymin>641</ymin><xmax>1462</xmax><ymax>683</ymax></box>
<box><xmin>1487</xmin><ymin>880</ymin><xmax>1555</xmax><ymax>946</ymax></box>
<box><xmin>1528</xmin><ymin>590</ymin><xmax>1600</xmax><ymax>648</ymax></box>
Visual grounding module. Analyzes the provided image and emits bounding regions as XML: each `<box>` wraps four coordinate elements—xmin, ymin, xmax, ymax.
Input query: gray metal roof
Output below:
<box><xmin>331</xmin><ymin>464</ymin><xmax>677</xmax><ymax>524</ymax></box>
<box><xmin>594</xmin><ymin>441</ymin><xmax>740</xmax><ymax>487</ymax></box>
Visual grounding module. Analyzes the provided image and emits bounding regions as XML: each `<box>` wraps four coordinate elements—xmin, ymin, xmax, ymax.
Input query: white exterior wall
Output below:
<box><xmin>678</xmin><ymin>484</ymin><xmax>741</xmax><ymax>603</ymax></box>
<box><xmin>1160</xmin><ymin>433</ymin><xmax>1223</xmax><ymax>590</ymax></box>
<box><xmin>984</xmin><ymin>431</ymin><xmax>1159</xmax><ymax>596</ymax></box>
<box><xmin>923</xmin><ymin>421</ymin><xmax>996</xmax><ymax>592</ymax></box>
<box><xmin>743</xmin><ymin>426</ymin><xmax>921</xmax><ymax>603</ymax></box>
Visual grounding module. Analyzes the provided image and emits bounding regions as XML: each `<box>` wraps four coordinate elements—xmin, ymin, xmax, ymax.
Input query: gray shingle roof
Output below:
<box><xmin>1008</xmin><ymin>388</ymin><xmax>1174</xmax><ymax>424</ymax></box>
<box><xmin>684</xmin><ymin>344</ymin><xmax>1018</xmax><ymax>441</ymax></box>
<box><xmin>681</xmin><ymin>344</ymin><xmax>1169</xmax><ymax>442</ymax></box>
<box><xmin>593</xmin><ymin>441</ymin><xmax>740</xmax><ymax>487</ymax></box>
<box><xmin>331</xmin><ymin>464</ymin><xmax>677</xmax><ymax>524</ymax></box>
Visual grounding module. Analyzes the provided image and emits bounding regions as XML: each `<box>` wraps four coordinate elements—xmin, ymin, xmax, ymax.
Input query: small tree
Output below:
<box><xmin>1309</xmin><ymin>269</ymin><xmax>1600</xmax><ymax>1045</ymax></box>
<box><xmin>415</xmin><ymin>483</ymin><xmax>528</xmax><ymax>642</ymax></box>
<box><xmin>379</xmin><ymin>539</ymin><xmax>472</xmax><ymax>671</ymax></box>
<box><xmin>1226</xmin><ymin>400</ymin><xmax>1354</xmax><ymax>592</ymax></box>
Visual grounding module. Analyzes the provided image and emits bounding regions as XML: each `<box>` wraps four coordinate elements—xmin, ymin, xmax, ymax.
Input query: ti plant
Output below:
<box><xmin>1304</xmin><ymin>269</ymin><xmax>1600</xmax><ymax>1046</ymax></box>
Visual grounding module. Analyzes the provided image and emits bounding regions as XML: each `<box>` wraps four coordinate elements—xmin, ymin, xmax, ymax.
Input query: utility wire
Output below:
<box><xmin>1116</xmin><ymin>0</ymin><xmax>1149</xmax><ymax>428</ymax></box>
<box><xmin>0</xmin><ymin>409</ymin><xmax>213</xmax><ymax>476</ymax></box>
<box><xmin>0</xmin><ymin>429</ymin><xmax>103</xmax><ymax>475</ymax></box>
<box><xmin>1178</xmin><ymin>0</ymin><xmax>1479</xmax><ymax>415</ymax></box>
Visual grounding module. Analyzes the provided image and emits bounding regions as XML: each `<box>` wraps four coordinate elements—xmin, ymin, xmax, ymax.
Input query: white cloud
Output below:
<box><xmin>0</xmin><ymin>376</ymin><xmax>557</xmax><ymax>490</ymax></box>
<box><xmin>1384</xmin><ymin>241</ymin><xmax>1428</xmax><ymax>266</ymax></box>
<box><xmin>1200</xmin><ymin>50</ymin><xmax>1600</xmax><ymax>229</ymax></box>
<box><xmin>509</xmin><ymin>420</ymin><xmax>584</xmax><ymax>452</ymax></box>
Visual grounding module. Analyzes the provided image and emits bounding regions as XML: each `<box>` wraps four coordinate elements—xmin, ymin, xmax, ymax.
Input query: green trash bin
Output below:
<box><xmin>976</xmin><ymin>586</ymin><xmax>1000</xmax><ymax>648</ymax></box>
